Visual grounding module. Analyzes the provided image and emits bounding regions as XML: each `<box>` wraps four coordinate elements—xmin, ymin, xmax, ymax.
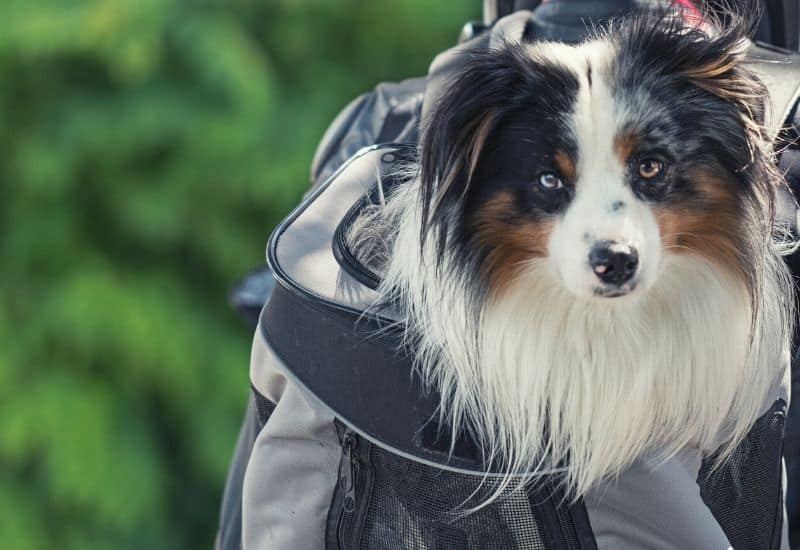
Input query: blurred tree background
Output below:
<box><xmin>0</xmin><ymin>1</ymin><xmax>476</xmax><ymax>548</ymax></box>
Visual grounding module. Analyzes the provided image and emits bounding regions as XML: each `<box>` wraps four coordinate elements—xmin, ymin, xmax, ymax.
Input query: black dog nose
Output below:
<box><xmin>589</xmin><ymin>240</ymin><xmax>639</xmax><ymax>286</ymax></box>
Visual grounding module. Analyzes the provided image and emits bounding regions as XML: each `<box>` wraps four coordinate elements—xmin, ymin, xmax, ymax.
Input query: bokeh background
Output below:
<box><xmin>0</xmin><ymin>1</ymin><xmax>477</xmax><ymax>548</ymax></box>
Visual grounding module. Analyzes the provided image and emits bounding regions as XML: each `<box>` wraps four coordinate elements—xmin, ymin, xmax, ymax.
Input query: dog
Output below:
<box><xmin>350</xmin><ymin>4</ymin><xmax>794</xmax><ymax>497</ymax></box>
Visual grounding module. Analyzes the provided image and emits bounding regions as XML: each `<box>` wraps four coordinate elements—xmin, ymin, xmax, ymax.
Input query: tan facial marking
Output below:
<box><xmin>614</xmin><ymin>132</ymin><xmax>638</xmax><ymax>165</ymax></box>
<box><xmin>554</xmin><ymin>150</ymin><xmax>576</xmax><ymax>183</ymax></box>
<box><xmin>471</xmin><ymin>191</ymin><xmax>554</xmax><ymax>291</ymax></box>
<box><xmin>655</xmin><ymin>170</ymin><xmax>745</xmax><ymax>279</ymax></box>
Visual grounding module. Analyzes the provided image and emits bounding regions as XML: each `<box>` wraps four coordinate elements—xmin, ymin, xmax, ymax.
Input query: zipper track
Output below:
<box><xmin>333</xmin><ymin>430</ymin><xmax>375</xmax><ymax>550</ymax></box>
<box><xmin>337</xmin><ymin>431</ymin><xmax>359</xmax><ymax>549</ymax></box>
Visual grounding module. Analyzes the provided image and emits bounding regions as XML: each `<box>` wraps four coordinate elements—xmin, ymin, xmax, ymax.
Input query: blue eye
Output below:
<box><xmin>538</xmin><ymin>171</ymin><xmax>564</xmax><ymax>190</ymax></box>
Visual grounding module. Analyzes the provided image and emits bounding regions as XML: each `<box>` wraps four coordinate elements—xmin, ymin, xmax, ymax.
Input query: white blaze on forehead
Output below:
<box><xmin>532</xmin><ymin>40</ymin><xmax>631</xmax><ymax>218</ymax></box>
<box><xmin>530</xmin><ymin>39</ymin><xmax>662</xmax><ymax>297</ymax></box>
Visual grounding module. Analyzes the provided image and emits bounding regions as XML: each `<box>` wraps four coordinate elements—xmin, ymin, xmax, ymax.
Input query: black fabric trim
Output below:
<box><xmin>531</xmin><ymin>486</ymin><xmax>568</xmax><ymax>549</ymax></box>
<box><xmin>526</xmin><ymin>482</ymin><xmax>598</xmax><ymax>550</ymax></box>
<box><xmin>416</xmin><ymin>419</ymin><xmax>483</xmax><ymax>464</ymax></box>
<box><xmin>569</xmin><ymin>499</ymin><xmax>599</xmax><ymax>550</ymax></box>
<box><xmin>250</xmin><ymin>385</ymin><xmax>276</xmax><ymax>428</ymax></box>
<box><xmin>332</xmin><ymin>189</ymin><xmax>383</xmax><ymax>290</ymax></box>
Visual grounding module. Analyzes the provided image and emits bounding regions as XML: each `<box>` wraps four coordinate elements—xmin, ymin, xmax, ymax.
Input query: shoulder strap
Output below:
<box><xmin>748</xmin><ymin>41</ymin><xmax>800</xmax><ymax>141</ymax></box>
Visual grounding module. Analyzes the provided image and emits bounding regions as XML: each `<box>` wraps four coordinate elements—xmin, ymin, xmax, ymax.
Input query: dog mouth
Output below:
<box><xmin>593</xmin><ymin>282</ymin><xmax>637</xmax><ymax>298</ymax></box>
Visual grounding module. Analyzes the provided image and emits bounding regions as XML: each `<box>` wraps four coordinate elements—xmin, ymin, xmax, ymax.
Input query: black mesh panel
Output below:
<box><xmin>350</xmin><ymin>444</ymin><xmax>591</xmax><ymax>550</ymax></box>
<box><xmin>698</xmin><ymin>398</ymin><xmax>787</xmax><ymax>550</ymax></box>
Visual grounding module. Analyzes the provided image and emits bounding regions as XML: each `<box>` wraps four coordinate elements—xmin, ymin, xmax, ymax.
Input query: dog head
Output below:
<box><xmin>419</xmin><ymin>5</ymin><xmax>774</xmax><ymax>303</ymax></box>
<box><xmin>391</xmin><ymin>3</ymin><xmax>795</xmax><ymax>493</ymax></box>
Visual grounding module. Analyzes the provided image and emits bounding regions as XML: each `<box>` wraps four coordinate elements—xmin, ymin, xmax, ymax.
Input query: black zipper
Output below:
<box><xmin>336</xmin><ymin>430</ymin><xmax>362</xmax><ymax>549</ymax></box>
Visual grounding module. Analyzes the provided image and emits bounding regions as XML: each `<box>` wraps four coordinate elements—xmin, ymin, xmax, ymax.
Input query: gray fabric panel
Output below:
<box><xmin>488</xmin><ymin>10</ymin><xmax>533</xmax><ymax>48</ymax></box>
<box><xmin>249</xmin><ymin>330</ymin><xmax>288</xmax><ymax>405</ymax></box>
<box><xmin>585</xmin><ymin>450</ymin><xmax>732</xmax><ymax>550</ymax></box>
<box><xmin>748</xmin><ymin>43</ymin><xmax>800</xmax><ymax>141</ymax></box>
<box><xmin>586</xmin><ymin>366</ymin><xmax>791</xmax><ymax>550</ymax></box>
<box><xmin>708</xmin><ymin>359</ymin><xmax>791</xmax><ymax>451</ymax></box>
<box><xmin>243</xmin><ymin>330</ymin><xmax>340</xmax><ymax>550</ymax></box>
<box><xmin>272</xmin><ymin>146</ymin><xmax>388</xmax><ymax>314</ymax></box>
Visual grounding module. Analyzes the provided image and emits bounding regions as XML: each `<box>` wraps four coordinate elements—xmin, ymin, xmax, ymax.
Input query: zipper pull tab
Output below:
<box><xmin>339</xmin><ymin>431</ymin><xmax>359</xmax><ymax>511</ymax></box>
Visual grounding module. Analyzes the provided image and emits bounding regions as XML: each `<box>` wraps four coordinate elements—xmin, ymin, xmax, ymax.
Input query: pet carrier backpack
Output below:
<box><xmin>218</xmin><ymin>4</ymin><xmax>800</xmax><ymax>550</ymax></box>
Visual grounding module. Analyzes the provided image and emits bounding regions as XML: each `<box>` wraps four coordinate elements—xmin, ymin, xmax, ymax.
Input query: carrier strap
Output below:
<box><xmin>260</xmin><ymin>282</ymin><xmax>497</xmax><ymax>474</ymax></box>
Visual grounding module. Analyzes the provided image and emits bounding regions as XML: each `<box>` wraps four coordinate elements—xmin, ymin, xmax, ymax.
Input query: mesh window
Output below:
<box><xmin>351</xmin><ymin>444</ymin><xmax>591</xmax><ymax>550</ymax></box>
<box><xmin>698</xmin><ymin>398</ymin><xmax>787</xmax><ymax>550</ymax></box>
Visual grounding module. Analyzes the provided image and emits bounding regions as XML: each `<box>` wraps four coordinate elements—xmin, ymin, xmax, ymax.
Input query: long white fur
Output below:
<box><xmin>353</xmin><ymin>37</ymin><xmax>793</xmax><ymax>498</ymax></box>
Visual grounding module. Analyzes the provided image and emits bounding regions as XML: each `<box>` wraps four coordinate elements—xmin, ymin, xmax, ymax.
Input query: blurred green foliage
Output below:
<box><xmin>0</xmin><ymin>1</ymin><xmax>476</xmax><ymax>548</ymax></box>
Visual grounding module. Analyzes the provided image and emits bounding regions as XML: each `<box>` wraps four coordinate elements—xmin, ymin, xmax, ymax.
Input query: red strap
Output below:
<box><xmin>674</xmin><ymin>0</ymin><xmax>705</xmax><ymax>26</ymax></box>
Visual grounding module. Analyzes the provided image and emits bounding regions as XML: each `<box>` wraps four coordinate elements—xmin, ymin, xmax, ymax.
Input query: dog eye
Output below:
<box><xmin>538</xmin><ymin>171</ymin><xmax>564</xmax><ymax>190</ymax></box>
<box><xmin>638</xmin><ymin>159</ymin><xmax>664</xmax><ymax>180</ymax></box>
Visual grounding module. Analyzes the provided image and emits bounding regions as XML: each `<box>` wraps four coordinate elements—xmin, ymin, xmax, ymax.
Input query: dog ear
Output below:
<box><xmin>420</xmin><ymin>106</ymin><xmax>498</xmax><ymax>255</ymax></box>
<box><xmin>622</xmin><ymin>1</ymin><xmax>766</xmax><ymax>129</ymax></box>
<box><xmin>680</xmin><ymin>2</ymin><xmax>766</xmax><ymax>128</ymax></box>
<box><xmin>418</xmin><ymin>49</ymin><xmax>510</xmax><ymax>256</ymax></box>
<box><xmin>417</xmin><ymin>43</ymin><xmax>578</xmax><ymax>261</ymax></box>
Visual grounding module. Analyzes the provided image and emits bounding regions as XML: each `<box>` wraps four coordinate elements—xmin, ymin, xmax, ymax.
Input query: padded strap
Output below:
<box><xmin>259</xmin><ymin>283</ymin><xmax>497</xmax><ymax>474</ymax></box>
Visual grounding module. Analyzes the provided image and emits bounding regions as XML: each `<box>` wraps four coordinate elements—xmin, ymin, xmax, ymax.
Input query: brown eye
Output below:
<box><xmin>638</xmin><ymin>159</ymin><xmax>664</xmax><ymax>180</ymax></box>
<box><xmin>538</xmin><ymin>171</ymin><xmax>564</xmax><ymax>190</ymax></box>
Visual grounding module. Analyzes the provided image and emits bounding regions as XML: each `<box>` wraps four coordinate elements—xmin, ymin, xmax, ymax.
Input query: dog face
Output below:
<box><xmin>420</xmin><ymin>12</ymin><xmax>769</xmax><ymax>302</ymax></box>
<box><xmin>526</xmin><ymin>40</ymin><xmax>667</xmax><ymax>299</ymax></box>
